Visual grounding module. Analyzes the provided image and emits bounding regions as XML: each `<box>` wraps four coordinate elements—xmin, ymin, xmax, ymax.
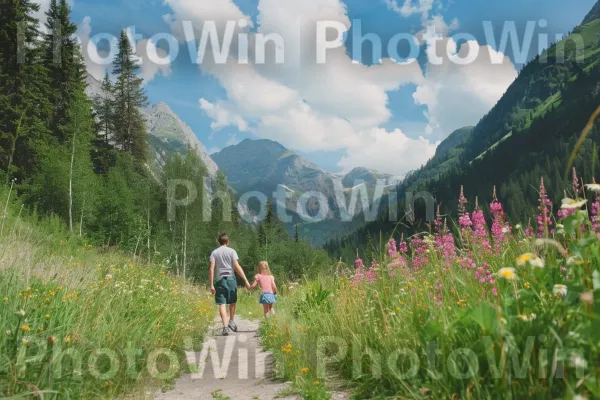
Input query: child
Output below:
<box><xmin>250</xmin><ymin>261</ymin><xmax>277</xmax><ymax>317</ymax></box>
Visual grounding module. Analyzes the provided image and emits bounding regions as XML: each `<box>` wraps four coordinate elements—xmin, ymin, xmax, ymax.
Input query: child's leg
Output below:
<box><xmin>262</xmin><ymin>304</ymin><xmax>270</xmax><ymax>317</ymax></box>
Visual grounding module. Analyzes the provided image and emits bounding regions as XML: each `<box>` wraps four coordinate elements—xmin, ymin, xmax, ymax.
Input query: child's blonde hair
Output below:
<box><xmin>257</xmin><ymin>261</ymin><xmax>272</xmax><ymax>275</ymax></box>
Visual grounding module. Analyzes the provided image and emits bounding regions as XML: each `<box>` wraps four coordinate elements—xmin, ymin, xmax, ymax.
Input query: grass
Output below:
<box><xmin>0</xmin><ymin>186</ymin><xmax>214</xmax><ymax>398</ymax></box>
<box><xmin>259</xmin><ymin>206</ymin><xmax>600</xmax><ymax>399</ymax></box>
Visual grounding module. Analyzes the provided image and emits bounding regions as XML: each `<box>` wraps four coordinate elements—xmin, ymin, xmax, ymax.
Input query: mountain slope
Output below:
<box><xmin>85</xmin><ymin>74</ymin><xmax>217</xmax><ymax>177</ymax></box>
<box><xmin>326</xmin><ymin>2</ymin><xmax>600</xmax><ymax>259</ymax></box>
<box><xmin>211</xmin><ymin>139</ymin><xmax>396</xmax><ymax>243</ymax></box>
<box><xmin>143</xmin><ymin>103</ymin><xmax>218</xmax><ymax>177</ymax></box>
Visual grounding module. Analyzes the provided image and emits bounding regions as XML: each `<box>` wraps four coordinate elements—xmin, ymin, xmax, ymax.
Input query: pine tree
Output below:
<box><xmin>91</xmin><ymin>73</ymin><xmax>117</xmax><ymax>174</ymax></box>
<box><xmin>43</xmin><ymin>0</ymin><xmax>85</xmax><ymax>142</ymax></box>
<box><xmin>0</xmin><ymin>0</ymin><xmax>51</xmax><ymax>182</ymax></box>
<box><xmin>112</xmin><ymin>31</ymin><xmax>148</xmax><ymax>165</ymax></box>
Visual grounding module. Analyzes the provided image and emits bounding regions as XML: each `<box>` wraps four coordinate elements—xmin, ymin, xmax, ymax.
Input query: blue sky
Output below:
<box><xmin>62</xmin><ymin>0</ymin><xmax>597</xmax><ymax>174</ymax></box>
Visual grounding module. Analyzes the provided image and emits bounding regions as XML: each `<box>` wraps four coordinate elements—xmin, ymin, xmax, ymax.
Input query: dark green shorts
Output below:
<box><xmin>215</xmin><ymin>276</ymin><xmax>237</xmax><ymax>305</ymax></box>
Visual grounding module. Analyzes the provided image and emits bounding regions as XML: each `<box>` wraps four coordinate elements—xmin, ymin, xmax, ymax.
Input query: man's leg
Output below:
<box><xmin>219</xmin><ymin>304</ymin><xmax>229</xmax><ymax>328</ymax></box>
<box><xmin>229</xmin><ymin>303</ymin><xmax>236</xmax><ymax>322</ymax></box>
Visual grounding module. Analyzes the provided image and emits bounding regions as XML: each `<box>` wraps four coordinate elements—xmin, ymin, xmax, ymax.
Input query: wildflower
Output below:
<box><xmin>300</xmin><ymin>367</ymin><xmax>310</xmax><ymax>374</ymax></box>
<box><xmin>553</xmin><ymin>284</ymin><xmax>568</xmax><ymax>297</ymax></box>
<box><xmin>492</xmin><ymin>287</ymin><xmax>498</xmax><ymax>296</ymax></box>
<box><xmin>537</xmin><ymin>178</ymin><xmax>553</xmax><ymax>237</ymax></box>
<box><xmin>524</xmin><ymin>282</ymin><xmax>531</xmax><ymax>289</ymax></box>
<box><xmin>518</xmin><ymin>313</ymin><xmax>536</xmax><ymax>321</ymax></box>
<box><xmin>516</xmin><ymin>253</ymin><xmax>544</xmax><ymax>268</ymax></box>
<box><xmin>386</xmin><ymin>238</ymin><xmax>397</xmax><ymax>257</ymax></box>
<box><xmin>47</xmin><ymin>336</ymin><xmax>57</xmax><ymax>345</ymax></box>
<box><xmin>515</xmin><ymin>224</ymin><xmax>522</xmax><ymax>230</ymax></box>
<box><xmin>104</xmin><ymin>381</ymin><xmax>112</xmax><ymax>388</ymax></box>
<box><xmin>567</xmin><ymin>256</ymin><xmax>584</xmax><ymax>265</ymax></box>
<box><xmin>561</xmin><ymin>198</ymin><xmax>587</xmax><ymax>210</ymax></box>
<box><xmin>458</xmin><ymin>186</ymin><xmax>472</xmax><ymax>229</ymax></box>
<box><xmin>569</xmin><ymin>354</ymin><xmax>587</xmax><ymax>369</ymax></box>
<box><xmin>313</xmin><ymin>381</ymin><xmax>320</xmax><ymax>385</ymax></box>
<box><xmin>456</xmin><ymin>300</ymin><xmax>467</xmax><ymax>308</ymax></box>
<box><xmin>2</xmin><ymin>297</ymin><xmax>7</xmax><ymax>302</ymax></box>
<box><xmin>105</xmin><ymin>274</ymin><xmax>113</xmax><ymax>281</ymax></box>
<box><xmin>45</xmin><ymin>314</ymin><xmax>51</xmax><ymax>319</ymax></box>
<box><xmin>490</xmin><ymin>186</ymin><xmax>510</xmax><ymax>249</ymax></box>
<box><xmin>65</xmin><ymin>336</ymin><xmax>72</xmax><ymax>344</ymax></box>
<box><xmin>580</xmin><ymin>291</ymin><xmax>594</xmax><ymax>304</ymax></box>
<box><xmin>15</xmin><ymin>309</ymin><xmax>25</xmax><ymax>317</ymax></box>
<box><xmin>585</xmin><ymin>183</ymin><xmax>600</xmax><ymax>192</ymax></box>
<box><xmin>498</xmin><ymin>267</ymin><xmax>517</xmax><ymax>280</ymax></box>
<box><xmin>21</xmin><ymin>325</ymin><xmax>31</xmax><ymax>332</ymax></box>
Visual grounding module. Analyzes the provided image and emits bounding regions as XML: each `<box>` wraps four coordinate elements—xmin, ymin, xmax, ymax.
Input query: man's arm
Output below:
<box><xmin>209</xmin><ymin>259</ymin><xmax>216</xmax><ymax>294</ymax></box>
<box><xmin>233</xmin><ymin>260</ymin><xmax>251</xmax><ymax>289</ymax></box>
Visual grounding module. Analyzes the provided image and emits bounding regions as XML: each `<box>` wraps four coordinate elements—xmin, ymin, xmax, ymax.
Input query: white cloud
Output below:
<box><xmin>164</xmin><ymin>0</ymin><xmax>515</xmax><ymax>175</ymax></box>
<box><xmin>199</xmin><ymin>99</ymin><xmax>249</xmax><ymax>132</ymax></box>
<box><xmin>384</xmin><ymin>0</ymin><xmax>435</xmax><ymax>18</ymax></box>
<box><xmin>33</xmin><ymin>0</ymin><xmax>51</xmax><ymax>27</ymax></box>
<box><xmin>125</xmin><ymin>28</ymin><xmax>172</xmax><ymax>82</ymax></box>
<box><xmin>338</xmin><ymin>128</ymin><xmax>439</xmax><ymax>175</ymax></box>
<box><xmin>78</xmin><ymin>16</ymin><xmax>110</xmax><ymax>80</ymax></box>
<box><xmin>414</xmin><ymin>38</ymin><xmax>518</xmax><ymax>137</ymax></box>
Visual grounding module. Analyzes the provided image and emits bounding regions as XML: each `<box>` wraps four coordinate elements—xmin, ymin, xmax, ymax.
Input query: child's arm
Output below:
<box><xmin>272</xmin><ymin>276</ymin><xmax>277</xmax><ymax>294</ymax></box>
<box><xmin>249</xmin><ymin>275</ymin><xmax>259</xmax><ymax>290</ymax></box>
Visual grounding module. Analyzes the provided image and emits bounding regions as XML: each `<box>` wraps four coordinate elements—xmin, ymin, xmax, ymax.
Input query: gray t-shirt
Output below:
<box><xmin>210</xmin><ymin>246</ymin><xmax>239</xmax><ymax>278</ymax></box>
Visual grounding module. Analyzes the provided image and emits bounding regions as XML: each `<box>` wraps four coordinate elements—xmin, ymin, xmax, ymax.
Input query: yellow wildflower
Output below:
<box><xmin>2</xmin><ymin>297</ymin><xmax>7</xmax><ymax>302</ymax></box>
<box><xmin>21</xmin><ymin>325</ymin><xmax>31</xmax><ymax>332</ymax></box>
<box><xmin>524</xmin><ymin>282</ymin><xmax>531</xmax><ymax>289</ymax></box>
<box><xmin>498</xmin><ymin>267</ymin><xmax>517</xmax><ymax>280</ymax></box>
<box><xmin>300</xmin><ymin>367</ymin><xmax>310</xmax><ymax>374</ymax></box>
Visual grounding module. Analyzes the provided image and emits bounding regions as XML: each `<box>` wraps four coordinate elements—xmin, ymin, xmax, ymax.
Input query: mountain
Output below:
<box><xmin>211</xmin><ymin>139</ymin><xmax>397</xmax><ymax>243</ymax></box>
<box><xmin>84</xmin><ymin>74</ymin><xmax>217</xmax><ymax>177</ymax></box>
<box><xmin>326</xmin><ymin>2</ymin><xmax>600</xmax><ymax>259</ymax></box>
<box><xmin>143</xmin><ymin>103</ymin><xmax>218</xmax><ymax>177</ymax></box>
<box><xmin>583</xmin><ymin>0</ymin><xmax>600</xmax><ymax>24</ymax></box>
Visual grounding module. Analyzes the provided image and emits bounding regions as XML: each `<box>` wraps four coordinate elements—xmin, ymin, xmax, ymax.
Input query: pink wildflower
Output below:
<box><xmin>471</xmin><ymin>197</ymin><xmax>491</xmax><ymax>252</ymax></box>
<box><xmin>458</xmin><ymin>186</ymin><xmax>472</xmax><ymax>229</ymax></box>
<box><xmin>387</xmin><ymin>238</ymin><xmax>398</xmax><ymax>258</ymax></box>
<box><xmin>490</xmin><ymin>186</ymin><xmax>511</xmax><ymax>249</ymax></box>
<box><xmin>537</xmin><ymin>177</ymin><xmax>553</xmax><ymax>237</ymax></box>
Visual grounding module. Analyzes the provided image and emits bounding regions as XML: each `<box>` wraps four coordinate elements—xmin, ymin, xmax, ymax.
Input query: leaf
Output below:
<box><xmin>469</xmin><ymin>303</ymin><xmax>498</xmax><ymax>334</ymax></box>
<box><xmin>563</xmin><ymin>212</ymin><xmax>585</xmax><ymax>234</ymax></box>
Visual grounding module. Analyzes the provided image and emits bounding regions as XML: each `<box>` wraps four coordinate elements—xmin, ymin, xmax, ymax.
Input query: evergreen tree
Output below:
<box><xmin>43</xmin><ymin>0</ymin><xmax>85</xmax><ymax>142</ymax></box>
<box><xmin>0</xmin><ymin>0</ymin><xmax>51</xmax><ymax>182</ymax></box>
<box><xmin>91</xmin><ymin>73</ymin><xmax>116</xmax><ymax>174</ymax></box>
<box><xmin>112</xmin><ymin>31</ymin><xmax>148</xmax><ymax>165</ymax></box>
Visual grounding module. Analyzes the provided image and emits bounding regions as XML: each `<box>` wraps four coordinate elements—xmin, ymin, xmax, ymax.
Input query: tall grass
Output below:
<box><xmin>261</xmin><ymin>206</ymin><xmax>600</xmax><ymax>399</ymax></box>
<box><xmin>0</xmin><ymin>186</ymin><xmax>213</xmax><ymax>398</ymax></box>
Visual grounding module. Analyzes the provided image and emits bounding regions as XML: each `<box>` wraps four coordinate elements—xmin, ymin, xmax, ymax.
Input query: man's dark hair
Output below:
<box><xmin>218</xmin><ymin>232</ymin><xmax>229</xmax><ymax>245</ymax></box>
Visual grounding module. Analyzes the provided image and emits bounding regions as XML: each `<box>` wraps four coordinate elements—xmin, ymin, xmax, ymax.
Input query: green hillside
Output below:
<box><xmin>326</xmin><ymin>4</ymin><xmax>600</xmax><ymax>260</ymax></box>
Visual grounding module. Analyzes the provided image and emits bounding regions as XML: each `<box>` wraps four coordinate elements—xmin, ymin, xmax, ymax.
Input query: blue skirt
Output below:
<box><xmin>259</xmin><ymin>292</ymin><xmax>276</xmax><ymax>304</ymax></box>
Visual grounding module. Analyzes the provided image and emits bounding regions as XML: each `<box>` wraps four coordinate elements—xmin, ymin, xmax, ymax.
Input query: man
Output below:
<box><xmin>209</xmin><ymin>232</ymin><xmax>251</xmax><ymax>336</ymax></box>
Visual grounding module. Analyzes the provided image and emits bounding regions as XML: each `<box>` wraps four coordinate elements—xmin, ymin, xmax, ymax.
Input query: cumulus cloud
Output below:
<box><xmin>384</xmin><ymin>0</ymin><xmax>435</xmax><ymax>18</ymax></box>
<box><xmin>199</xmin><ymin>99</ymin><xmax>249</xmax><ymax>132</ymax></box>
<box><xmin>338</xmin><ymin>128</ymin><xmax>439</xmax><ymax>175</ymax></box>
<box><xmin>414</xmin><ymin>38</ymin><xmax>518</xmax><ymax>137</ymax></box>
<box><xmin>77</xmin><ymin>16</ymin><xmax>111</xmax><ymax>80</ymax></box>
<box><xmin>125</xmin><ymin>28</ymin><xmax>173</xmax><ymax>83</ymax></box>
<box><xmin>162</xmin><ymin>0</ymin><xmax>515</xmax><ymax>175</ymax></box>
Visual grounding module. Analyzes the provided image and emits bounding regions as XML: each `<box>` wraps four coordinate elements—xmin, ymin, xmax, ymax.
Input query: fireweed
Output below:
<box><xmin>260</xmin><ymin>176</ymin><xmax>600</xmax><ymax>399</ymax></box>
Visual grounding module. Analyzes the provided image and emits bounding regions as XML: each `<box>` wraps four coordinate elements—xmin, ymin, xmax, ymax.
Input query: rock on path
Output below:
<box><xmin>156</xmin><ymin>318</ymin><xmax>299</xmax><ymax>400</ymax></box>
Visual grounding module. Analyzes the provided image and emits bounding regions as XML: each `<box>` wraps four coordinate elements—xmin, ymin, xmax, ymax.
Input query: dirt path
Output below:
<box><xmin>155</xmin><ymin>318</ymin><xmax>299</xmax><ymax>400</ymax></box>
